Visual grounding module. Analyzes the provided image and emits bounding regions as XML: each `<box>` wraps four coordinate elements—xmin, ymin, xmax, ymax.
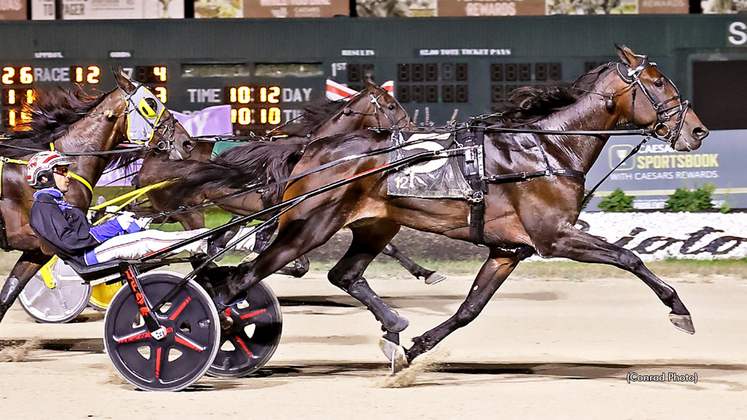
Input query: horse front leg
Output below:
<box><xmin>0</xmin><ymin>251</ymin><xmax>52</xmax><ymax>322</ymax></box>
<box><xmin>538</xmin><ymin>226</ymin><xmax>694</xmax><ymax>334</ymax></box>
<box><xmin>405</xmin><ymin>248</ymin><xmax>522</xmax><ymax>363</ymax></box>
<box><xmin>382</xmin><ymin>242</ymin><xmax>445</xmax><ymax>285</ymax></box>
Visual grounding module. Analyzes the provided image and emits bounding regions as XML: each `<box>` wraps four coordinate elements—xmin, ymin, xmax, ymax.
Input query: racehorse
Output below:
<box><xmin>167</xmin><ymin>45</ymin><xmax>709</xmax><ymax>367</ymax></box>
<box><xmin>133</xmin><ymin>78</ymin><xmax>443</xmax><ymax>282</ymax></box>
<box><xmin>0</xmin><ymin>70</ymin><xmax>194</xmax><ymax>322</ymax></box>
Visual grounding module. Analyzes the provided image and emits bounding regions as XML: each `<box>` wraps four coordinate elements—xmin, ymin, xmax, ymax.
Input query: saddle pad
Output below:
<box><xmin>211</xmin><ymin>141</ymin><xmax>240</xmax><ymax>159</ymax></box>
<box><xmin>387</xmin><ymin>131</ymin><xmax>472</xmax><ymax>199</ymax></box>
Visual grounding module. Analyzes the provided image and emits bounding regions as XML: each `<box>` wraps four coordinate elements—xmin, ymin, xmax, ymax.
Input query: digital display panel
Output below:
<box><xmin>71</xmin><ymin>66</ymin><xmax>101</xmax><ymax>84</ymax></box>
<box><xmin>0</xmin><ymin>64</ymin><xmax>169</xmax><ymax>129</ymax></box>
<box><xmin>224</xmin><ymin>85</ymin><xmax>283</xmax><ymax>129</ymax></box>
<box><xmin>489</xmin><ymin>62</ymin><xmax>562</xmax><ymax>104</ymax></box>
<box><xmin>135</xmin><ymin>66</ymin><xmax>168</xmax><ymax>103</ymax></box>
<box><xmin>1</xmin><ymin>66</ymin><xmax>34</xmax><ymax>86</ymax></box>
<box><xmin>396</xmin><ymin>62</ymin><xmax>469</xmax><ymax>104</ymax></box>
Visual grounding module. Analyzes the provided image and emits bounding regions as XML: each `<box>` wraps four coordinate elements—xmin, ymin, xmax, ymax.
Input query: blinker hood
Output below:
<box><xmin>125</xmin><ymin>83</ymin><xmax>166</xmax><ymax>143</ymax></box>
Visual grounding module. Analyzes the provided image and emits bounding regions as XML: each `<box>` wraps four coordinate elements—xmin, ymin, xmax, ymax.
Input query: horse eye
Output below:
<box><xmin>388</xmin><ymin>104</ymin><xmax>396</xmax><ymax>110</ymax></box>
<box><xmin>654</xmin><ymin>79</ymin><xmax>664</xmax><ymax>88</ymax></box>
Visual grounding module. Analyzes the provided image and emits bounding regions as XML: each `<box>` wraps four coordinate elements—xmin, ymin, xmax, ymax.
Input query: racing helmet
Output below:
<box><xmin>26</xmin><ymin>151</ymin><xmax>74</xmax><ymax>189</ymax></box>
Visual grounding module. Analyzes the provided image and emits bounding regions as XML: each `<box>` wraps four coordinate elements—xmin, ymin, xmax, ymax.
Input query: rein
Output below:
<box><xmin>0</xmin><ymin>142</ymin><xmax>150</xmax><ymax>156</ymax></box>
<box><xmin>580</xmin><ymin>137</ymin><xmax>649</xmax><ymax>207</ymax></box>
<box><xmin>482</xmin><ymin>126</ymin><xmax>656</xmax><ymax>137</ymax></box>
<box><xmin>0</xmin><ymin>155</ymin><xmax>95</xmax><ymax>194</ymax></box>
<box><xmin>142</xmin><ymin>117</ymin><xmax>662</xmax><ymax>222</ymax></box>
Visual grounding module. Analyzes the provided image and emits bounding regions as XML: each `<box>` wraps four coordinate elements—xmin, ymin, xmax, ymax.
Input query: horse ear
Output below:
<box><xmin>113</xmin><ymin>67</ymin><xmax>136</xmax><ymax>94</ymax></box>
<box><xmin>363</xmin><ymin>77</ymin><xmax>378</xmax><ymax>93</ymax></box>
<box><xmin>615</xmin><ymin>44</ymin><xmax>642</xmax><ymax>68</ymax></box>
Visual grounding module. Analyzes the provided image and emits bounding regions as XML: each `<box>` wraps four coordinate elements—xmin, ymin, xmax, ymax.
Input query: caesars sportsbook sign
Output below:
<box><xmin>585</xmin><ymin>130</ymin><xmax>746</xmax><ymax>211</ymax></box>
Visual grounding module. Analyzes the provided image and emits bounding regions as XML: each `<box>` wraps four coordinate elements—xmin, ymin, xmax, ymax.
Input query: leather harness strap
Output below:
<box><xmin>456</xmin><ymin>127</ymin><xmax>488</xmax><ymax>245</ymax></box>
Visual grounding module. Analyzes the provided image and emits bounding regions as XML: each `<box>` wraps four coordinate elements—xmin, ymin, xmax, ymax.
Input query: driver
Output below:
<box><xmin>26</xmin><ymin>151</ymin><xmax>234</xmax><ymax>266</ymax></box>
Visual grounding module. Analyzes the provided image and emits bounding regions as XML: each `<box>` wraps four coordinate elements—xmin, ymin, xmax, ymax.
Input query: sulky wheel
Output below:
<box><xmin>208</xmin><ymin>281</ymin><xmax>282</xmax><ymax>378</ymax></box>
<box><xmin>104</xmin><ymin>271</ymin><xmax>220</xmax><ymax>392</ymax></box>
<box><xmin>19</xmin><ymin>257</ymin><xmax>92</xmax><ymax>323</ymax></box>
<box><xmin>88</xmin><ymin>281</ymin><xmax>124</xmax><ymax>311</ymax></box>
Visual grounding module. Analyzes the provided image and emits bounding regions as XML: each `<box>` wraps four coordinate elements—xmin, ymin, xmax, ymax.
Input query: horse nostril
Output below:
<box><xmin>693</xmin><ymin>126</ymin><xmax>709</xmax><ymax>140</ymax></box>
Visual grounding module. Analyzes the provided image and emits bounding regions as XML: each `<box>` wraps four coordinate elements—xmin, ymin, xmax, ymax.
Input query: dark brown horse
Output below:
<box><xmin>168</xmin><ymin>46</ymin><xmax>709</xmax><ymax>367</ymax></box>
<box><xmin>0</xmin><ymin>70</ymin><xmax>194</xmax><ymax>322</ymax></box>
<box><xmin>133</xmin><ymin>79</ymin><xmax>443</xmax><ymax>282</ymax></box>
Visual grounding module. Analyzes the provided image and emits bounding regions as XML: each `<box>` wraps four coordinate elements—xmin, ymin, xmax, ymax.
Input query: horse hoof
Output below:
<box><xmin>669</xmin><ymin>313</ymin><xmax>695</xmax><ymax>334</ymax></box>
<box><xmin>424</xmin><ymin>272</ymin><xmax>446</xmax><ymax>285</ymax></box>
<box><xmin>378</xmin><ymin>337</ymin><xmax>408</xmax><ymax>374</ymax></box>
<box><xmin>384</xmin><ymin>314</ymin><xmax>409</xmax><ymax>333</ymax></box>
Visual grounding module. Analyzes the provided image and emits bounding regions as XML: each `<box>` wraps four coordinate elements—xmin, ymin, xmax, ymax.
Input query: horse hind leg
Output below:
<box><xmin>382</xmin><ymin>243</ymin><xmax>446</xmax><ymax>285</ymax></box>
<box><xmin>539</xmin><ymin>227</ymin><xmax>694</xmax><ymax>334</ymax></box>
<box><xmin>328</xmin><ymin>221</ymin><xmax>409</xmax><ymax>333</ymax></box>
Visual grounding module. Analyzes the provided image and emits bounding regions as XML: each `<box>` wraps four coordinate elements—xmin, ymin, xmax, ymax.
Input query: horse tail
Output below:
<box><xmin>162</xmin><ymin>138</ymin><xmax>307</xmax><ymax>209</ymax></box>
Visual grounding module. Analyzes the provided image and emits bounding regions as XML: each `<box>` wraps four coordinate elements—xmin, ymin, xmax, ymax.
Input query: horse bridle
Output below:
<box><xmin>614</xmin><ymin>58</ymin><xmax>689</xmax><ymax>148</ymax></box>
<box><xmin>368</xmin><ymin>91</ymin><xmax>411</xmax><ymax>129</ymax></box>
<box><xmin>341</xmin><ymin>89</ymin><xmax>410</xmax><ymax>130</ymax></box>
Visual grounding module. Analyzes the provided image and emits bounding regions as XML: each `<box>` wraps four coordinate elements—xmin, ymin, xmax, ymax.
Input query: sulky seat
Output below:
<box><xmin>63</xmin><ymin>258</ymin><xmax>125</xmax><ymax>282</ymax></box>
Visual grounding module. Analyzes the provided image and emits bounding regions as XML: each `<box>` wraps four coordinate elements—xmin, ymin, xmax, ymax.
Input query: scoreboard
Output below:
<box><xmin>1</xmin><ymin>65</ymin><xmax>166</xmax><ymax>128</ymax></box>
<box><xmin>0</xmin><ymin>61</ymin><xmax>319</xmax><ymax>134</ymax></box>
<box><xmin>0</xmin><ymin>15</ymin><xmax>742</xmax><ymax>134</ymax></box>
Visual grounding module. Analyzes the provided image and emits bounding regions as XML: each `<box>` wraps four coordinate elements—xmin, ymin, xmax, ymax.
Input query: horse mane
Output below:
<box><xmin>487</xmin><ymin>64</ymin><xmax>612</xmax><ymax>127</ymax></box>
<box><xmin>215</xmin><ymin>139</ymin><xmax>307</xmax><ymax>201</ymax></box>
<box><xmin>283</xmin><ymin>97</ymin><xmax>349</xmax><ymax>137</ymax></box>
<box><xmin>0</xmin><ymin>87</ymin><xmax>112</xmax><ymax>158</ymax></box>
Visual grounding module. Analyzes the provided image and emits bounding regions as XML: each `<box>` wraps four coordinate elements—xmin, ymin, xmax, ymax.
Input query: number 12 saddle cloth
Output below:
<box><xmin>387</xmin><ymin>128</ymin><xmax>484</xmax><ymax>200</ymax></box>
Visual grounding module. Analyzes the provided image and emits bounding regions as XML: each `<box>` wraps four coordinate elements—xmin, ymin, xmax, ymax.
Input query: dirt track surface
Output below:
<box><xmin>1</xmin><ymin>272</ymin><xmax>746</xmax><ymax>420</ymax></box>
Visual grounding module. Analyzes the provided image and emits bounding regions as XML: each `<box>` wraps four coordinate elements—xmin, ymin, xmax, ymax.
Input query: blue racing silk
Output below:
<box><xmin>29</xmin><ymin>188</ymin><xmax>140</xmax><ymax>265</ymax></box>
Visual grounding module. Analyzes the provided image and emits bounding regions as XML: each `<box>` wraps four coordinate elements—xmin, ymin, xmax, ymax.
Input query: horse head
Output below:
<box><xmin>360</xmin><ymin>77</ymin><xmax>411</xmax><ymax>129</ymax></box>
<box><xmin>300</xmin><ymin>79</ymin><xmax>411</xmax><ymax>138</ymax></box>
<box><xmin>609</xmin><ymin>45</ymin><xmax>709</xmax><ymax>151</ymax></box>
<box><xmin>114</xmin><ymin>68</ymin><xmax>194</xmax><ymax>160</ymax></box>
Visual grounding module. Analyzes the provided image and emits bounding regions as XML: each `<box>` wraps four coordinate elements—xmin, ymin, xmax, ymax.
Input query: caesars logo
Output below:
<box><xmin>608</xmin><ymin>144</ymin><xmax>635</xmax><ymax>171</ymax></box>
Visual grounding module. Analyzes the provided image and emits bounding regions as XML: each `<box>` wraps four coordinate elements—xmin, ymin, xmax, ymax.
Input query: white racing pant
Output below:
<box><xmin>92</xmin><ymin>228</ymin><xmax>210</xmax><ymax>263</ymax></box>
<box><xmin>226</xmin><ymin>227</ymin><xmax>257</xmax><ymax>252</ymax></box>
<box><xmin>91</xmin><ymin>227</ymin><xmax>258</xmax><ymax>263</ymax></box>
